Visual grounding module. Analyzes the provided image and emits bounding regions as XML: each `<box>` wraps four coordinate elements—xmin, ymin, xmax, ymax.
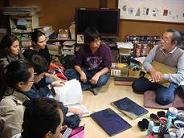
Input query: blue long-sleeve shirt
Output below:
<box><xmin>143</xmin><ymin>45</ymin><xmax>184</xmax><ymax>85</ymax></box>
<box><xmin>25</xmin><ymin>77</ymin><xmax>68</xmax><ymax>115</ymax></box>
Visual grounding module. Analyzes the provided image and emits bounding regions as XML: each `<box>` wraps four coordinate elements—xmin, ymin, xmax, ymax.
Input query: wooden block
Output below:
<box><xmin>114</xmin><ymin>77</ymin><xmax>137</xmax><ymax>86</ymax></box>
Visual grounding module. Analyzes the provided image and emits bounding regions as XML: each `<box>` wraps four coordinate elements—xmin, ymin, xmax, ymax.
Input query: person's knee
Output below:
<box><xmin>64</xmin><ymin>69</ymin><xmax>73</xmax><ymax>75</ymax></box>
<box><xmin>64</xmin><ymin>69</ymin><xmax>77</xmax><ymax>80</ymax></box>
<box><xmin>132</xmin><ymin>80</ymin><xmax>144</xmax><ymax>94</ymax></box>
<box><xmin>97</xmin><ymin>79</ymin><xmax>108</xmax><ymax>87</ymax></box>
<box><xmin>96</xmin><ymin>75</ymin><xmax>109</xmax><ymax>87</ymax></box>
<box><xmin>155</xmin><ymin>96</ymin><xmax>174</xmax><ymax>105</ymax></box>
<box><xmin>156</xmin><ymin>86</ymin><xmax>176</xmax><ymax>105</ymax></box>
<box><xmin>132</xmin><ymin>81</ymin><xmax>138</xmax><ymax>92</ymax></box>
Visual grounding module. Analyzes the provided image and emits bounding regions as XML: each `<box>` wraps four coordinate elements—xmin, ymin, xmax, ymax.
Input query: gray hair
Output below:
<box><xmin>166</xmin><ymin>29</ymin><xmax>182</xmax><ymax>46</ymax></box>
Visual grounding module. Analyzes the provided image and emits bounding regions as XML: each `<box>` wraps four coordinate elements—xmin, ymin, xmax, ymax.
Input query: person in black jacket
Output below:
<box><xmin>23</xmin><ymin>30</ymin><xmax>51</xmax><ymax>65</ymax></box>
<box><xmin>13</xmin><ymin>98</ymin><xmax>65</xmax><ymax>138</ymax></box>
<box><xmin>23</xmin><ymin>30</ymin><xmax>67</xmax><ymax>80</ymax></box>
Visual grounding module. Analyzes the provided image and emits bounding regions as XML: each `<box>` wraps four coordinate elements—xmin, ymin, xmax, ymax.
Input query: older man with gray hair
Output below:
<box><xmin>132</xmin><ymin>29</ymin><xmax>184</xmax><ymax>105</ymax></box>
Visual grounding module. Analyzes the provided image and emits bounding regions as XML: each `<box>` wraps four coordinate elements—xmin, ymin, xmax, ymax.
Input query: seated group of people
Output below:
<box><xmin>0</xmin><ymin>27</ymin><xmax>112</xmax><ymax>138</ymax></box>
<box><xmin>0</xmin><ymin>27</ymin><xmax>183</xmax><ymax>138</ymax></box>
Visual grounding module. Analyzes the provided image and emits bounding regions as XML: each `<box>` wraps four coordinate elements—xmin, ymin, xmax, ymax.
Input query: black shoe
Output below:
<box><xmin>138</xmin><ymin>118</ymin><xmax>149</xmax><ymax>131</ymax></box>
<box><xmin>157</xmin><ymin>111</ymin><xmax>166</xmax><ymax>118</ymax></box>
<box><xmin>89</xmin><ymin>88</ymin><xmax>98</xmax><ymax>95</ymax></box>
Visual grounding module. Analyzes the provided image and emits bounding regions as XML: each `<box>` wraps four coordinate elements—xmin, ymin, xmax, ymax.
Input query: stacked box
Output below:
<box><xmin>47</xmin><ymin>42</ymin><xmax>61</xmax><ymax>56</ymax></box>
<box><xmin>111</xmin><ymin>63</ymin><xmax>128</xmax><ymax>77</ymax></box>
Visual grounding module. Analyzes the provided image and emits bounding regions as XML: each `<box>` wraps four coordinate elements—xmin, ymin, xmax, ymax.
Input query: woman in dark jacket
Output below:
<box><xmin>23</xmin><ymin>30</ymin><xmax>51</xmax><ymax>66</ymax></box>
<box><xmin>0</xmin><ymin>34</ymin><xmax>25</xmax><ymax>69</ymax></box>
<box><xmin>23</xmin><ymin>30</ymin><xmax>67</xmax><ymax>80</ymax></box>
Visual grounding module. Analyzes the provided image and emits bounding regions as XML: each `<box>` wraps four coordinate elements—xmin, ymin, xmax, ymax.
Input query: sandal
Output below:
<box><xmin>150</xmin><ymin>113</ymin><xmax>160</xmax><ymax>125</ymax></box>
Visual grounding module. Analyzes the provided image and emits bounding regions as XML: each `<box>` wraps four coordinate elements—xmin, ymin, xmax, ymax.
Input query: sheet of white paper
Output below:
<box><xmin>54</xmin><ymin>79</ymin><xmax>83</xmax><ymax>106</ymax></box>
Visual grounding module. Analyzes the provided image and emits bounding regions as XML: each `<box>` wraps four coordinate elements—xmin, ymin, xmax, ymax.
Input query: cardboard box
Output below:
<box><xmin>111</xmin><ymin>63</ymin><xmax>128</xmax><ymax>77</ymax></box>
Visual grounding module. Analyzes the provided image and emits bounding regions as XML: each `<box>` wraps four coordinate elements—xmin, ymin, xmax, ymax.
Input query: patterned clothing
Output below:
<box><xmin>65</xmin><ymin>42</ymin><xmax>112</xmax><ymax>90</ymax></box>
<box><xmin>75</xmin><ymin>43</ymin><xmax>112</xmax><ymax>70</ymax></box>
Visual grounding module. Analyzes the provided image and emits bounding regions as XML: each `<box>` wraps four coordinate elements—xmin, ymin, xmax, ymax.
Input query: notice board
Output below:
<box><xmin>118</xmin><ymin>0</ymin><xmax>184</xmax><ymax>23</ymax></box>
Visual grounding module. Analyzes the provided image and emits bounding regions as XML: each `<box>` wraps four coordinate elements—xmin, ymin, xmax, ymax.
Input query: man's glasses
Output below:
<box><xmin>28</xmin><ymin>80</ymin><xmax>34</xmax><ymax>83</ymax></box>
<box><xmin>38</xmin><ymin>37</ymin><xmax>48</xmax><ymax>43</ymax></box>
<box><xmin>91</xmin><ymin>38</ymin><xmax>101</xmax><ymax>44</ymax></box>
<box><xmin>161</xmin><ymin>37</ymin><xmax>170</xmax><ymax>43</ymax></box>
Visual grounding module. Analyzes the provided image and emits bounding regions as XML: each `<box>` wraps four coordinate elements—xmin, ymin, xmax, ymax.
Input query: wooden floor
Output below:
<box><xmin>81</xmin><ymin>78</ymin><xmax>162</xmax><ymax>138</ymax></box>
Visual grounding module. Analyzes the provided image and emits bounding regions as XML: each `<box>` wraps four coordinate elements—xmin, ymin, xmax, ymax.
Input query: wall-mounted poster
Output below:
<box><xmin>118</xmin><ymin>0</ymin><xmax>184</xmax><ymax>23</ymax></box>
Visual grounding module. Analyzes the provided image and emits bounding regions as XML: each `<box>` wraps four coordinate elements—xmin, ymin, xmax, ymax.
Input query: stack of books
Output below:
<box><xmin>3</xmin><ymin>6</ymin><xmax>40</xmax><ymax>16</ymax></box>
<box><xmin>47</xmin><ymin>42</ymin><xmax>61</xmax><ymax>56</ymax></box>
<box><xmin>61</xmin><ymin>41</ymin><xmax>75</xmax><ymax>56</ymax></box>
<box><xmin>114</xmin><ymin>77</ymin><xmax>137</xmax><ymax>85</ymax></box>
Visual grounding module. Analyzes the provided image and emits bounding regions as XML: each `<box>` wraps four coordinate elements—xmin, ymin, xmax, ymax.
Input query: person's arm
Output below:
<box><xmin>68</xmin><ymin>107</ymin><xmax>84</xmax><ymax>116</ymax></box>
<box><xmin>143</xmin><ymin>45</ymin><xmax>158</xmax><ymax>72</ymax></box>
<box><xmin>163</xmin><ymin>53</ymin><xmax>184</xmax><ymax>85</ymax></box>
<box><xmin>74</xmin><ymin>65</ymin><xmax>84</xmax><ymax>75</ymax></box>
<box><xmin>143</xmin><ymin>45</ymin><xmax>164</xmax><ymax>82</ymax></box>
<box><xmin>44</xmin><ymin>72</ymin><xmax>60</xmax><ymax>81</ymax></box>
<box><xmin>90</xmin><ymin>67</ymin><xmax>110</xmax><ymax>84</ymax></box>
<box><xmin>74</xmin><ymin>47</ymin><xmax>88</xmax><ymax>82</ymax></box>
<box><xmin>50</xmin><ymin>80</ymin><xmax>65</xmax><ymax>87</ymax></box>
<box><xmin>25</xmin><ymin>86</ymin><xmax>42</xmax><ymax>99</ymax></box>
<box><xmin>0</xmin><ymin>57</ymin><xmax>9</xmax><ymax>69</ymax></box>
<box><xmin>95</xmin><ymin>67</ymin><xmax>110</xmax><ymax>76</ymax></box>
<box><xmin>59</xmin><ymin>103</ymin><xmax>84</xmax><ymax>116</ymax></box>
<box><xmin>74</xmin><ymin>65</ymin><xmax>87</xmax><ymax>83</ymax></box>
